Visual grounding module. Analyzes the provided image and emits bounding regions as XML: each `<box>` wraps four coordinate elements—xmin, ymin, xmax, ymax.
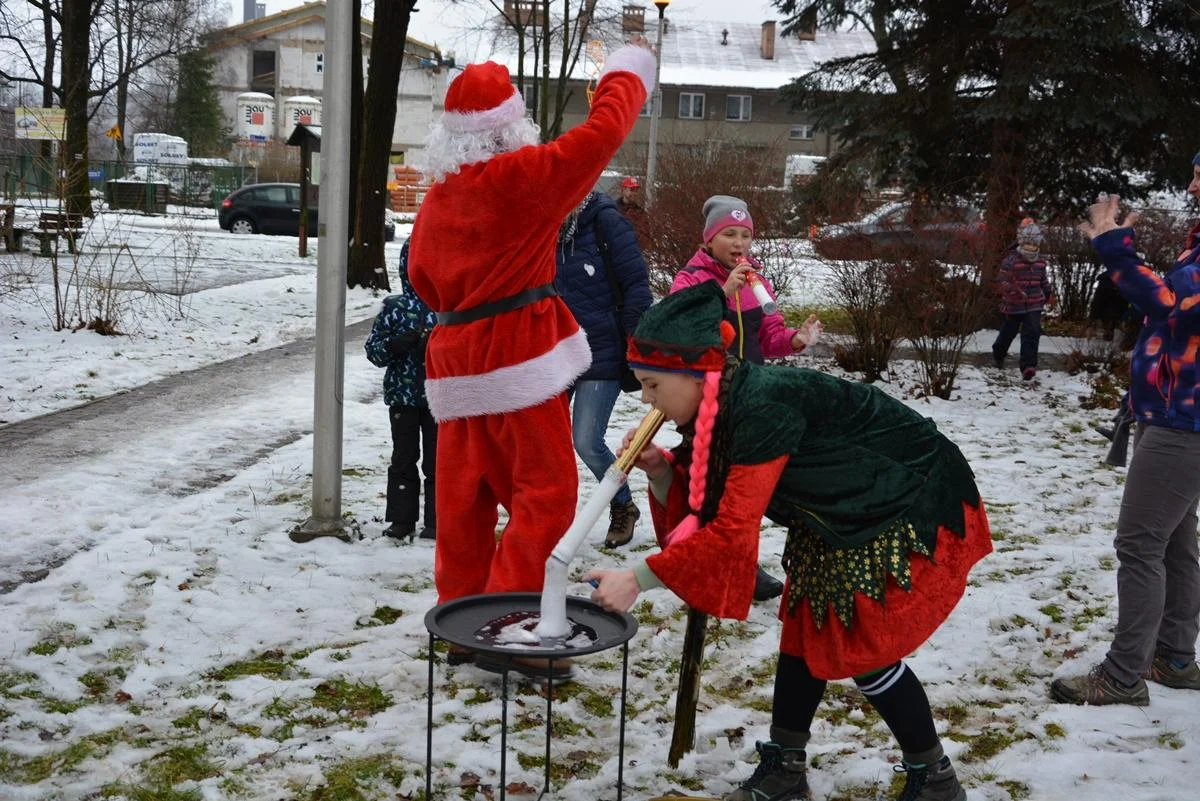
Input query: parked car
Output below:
<box><xmin>814</xmin><ymin>199</ymin><xmax>985</xmax><ymax>264</ymax></box>
<box><xmin>218</xmin><ymin>182</ymin><xmax>396</xmax><ymax>241</ymax></box>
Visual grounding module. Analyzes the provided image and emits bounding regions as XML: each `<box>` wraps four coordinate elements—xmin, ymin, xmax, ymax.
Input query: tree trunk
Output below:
<box><xmin>540</xmin><ymin>0</ymin><xmax>550</xmax><ymax>137</ymax></box>
<box><xmin>61</xmin><ymin>0</ymin><xmax>93</xmax><ymax>217</ymax></box>
<box><xmin>981</xmin><ymin>1</ymin><xmax>1030</xmax><ymax>285</ymax></box>
<box><xmin>982</xmin><ymin>119</ymin><xmax>1025</xmax><ymax>285</ymax></box>
<box><xmin>40</xmin><ymin>0</ymin><xmax>57</xmax><ymax>175</ymax></box>
<box><xmin>114</xmin><ymin>0</ymin><xmax>134</xmax><ymax>164</ymax></box>
<box><xmin>347</xmin><ymin>0</ymin><xmax>416</xmax><ymax>291</ymax></box>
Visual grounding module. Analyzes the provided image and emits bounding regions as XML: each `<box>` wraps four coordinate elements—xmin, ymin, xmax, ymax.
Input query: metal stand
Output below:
<box><xmin>425</xmin><ymin>634</ymin><xmax>631</xmax><ymax>801</ymax></box>
<box><xmin>424</xmin><ymin>593</ymin><xmax>638</xmax><ymax>801</ymax></box>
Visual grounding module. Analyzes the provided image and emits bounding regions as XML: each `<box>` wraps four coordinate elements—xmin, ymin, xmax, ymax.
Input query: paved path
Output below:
<box><xmin>0</xmin><ymin>318</ymin><xmax>376</xmax><ymax>594</ymax></box>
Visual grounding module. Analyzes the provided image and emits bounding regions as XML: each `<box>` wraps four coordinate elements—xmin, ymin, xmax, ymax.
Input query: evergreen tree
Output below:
<box><xmin>171</xmin><ymin>49</ymin><xmax>226</xmax><ymax>157</ymax></box>
<box><xmin>774</xmin><ymin>1</ymin><xmax>1200</xmax><ymax>276</ymax></box>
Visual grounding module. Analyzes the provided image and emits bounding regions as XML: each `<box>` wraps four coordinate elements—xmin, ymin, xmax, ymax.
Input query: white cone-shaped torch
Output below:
<box><xmin>535</xmin><ymin>408</ymin><xmax>666</xmax><ymax>639</ymax></box>
<box><xmin>739</xmin><ymin>258</ymin><xmax>778</xmax><ymax>315</ymax></box>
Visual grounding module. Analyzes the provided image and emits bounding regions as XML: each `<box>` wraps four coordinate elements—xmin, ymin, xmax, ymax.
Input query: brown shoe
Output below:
<box><xmin>604</xmin><ymin>500</ymin><xmax>640</xmax><ymax>548</ymax></box>
<box><xmin>1145</xmin><ymin>653</ymin><xmax>1200</xmax><ymax>690</ymax></box>
<box><xmin>476</xmin><ymin>653</ymin><xmax>574</xmax><ymax>681</ymax></box>
<box><xmin>1050</xmin><ymin>663</ymin><xmax>1149</xmax><ymax>706</ymax></box>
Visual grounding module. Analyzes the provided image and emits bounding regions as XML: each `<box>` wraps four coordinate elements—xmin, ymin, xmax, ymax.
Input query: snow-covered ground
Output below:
<box><xmin>0</xmin><ymin>211</ymin><xmax>1197</xmax><ymax>801</ymax></box>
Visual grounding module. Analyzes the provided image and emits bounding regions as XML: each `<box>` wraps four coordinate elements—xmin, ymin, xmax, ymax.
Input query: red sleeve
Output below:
<box><xmin>648</xmin><ymin>459</ymin><xmax>690</xmax><ymax>548</ymax></box>
<box><xmin>645</xmin><ymin>455</ymin><xmax>789</xmax><ymax>620</ymax></box>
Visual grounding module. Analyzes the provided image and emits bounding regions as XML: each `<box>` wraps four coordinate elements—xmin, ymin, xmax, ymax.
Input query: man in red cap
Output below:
<box><xmin>617</xmin><ymin>175</ymin><xmax>643</xmax><ymax>216</ymax></box>
<box><xmin>407</xmin><ymin>41</ymin><xmax>656</xmax><ymax>635</ymax></box>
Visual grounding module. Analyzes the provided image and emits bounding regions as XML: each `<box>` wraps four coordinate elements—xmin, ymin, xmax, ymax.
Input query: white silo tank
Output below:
<box><xmin>236</xmin><ymin>91</ymin><xmax>276</xmax><ymax>142</ymax></box>
<box><xmin>281</xmin><ymin>95</ymin><xmax>322</xmax><ymax>135</ymax></box>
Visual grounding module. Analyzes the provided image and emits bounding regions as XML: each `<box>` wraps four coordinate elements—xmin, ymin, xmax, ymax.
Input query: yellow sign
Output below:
<box><xmin>14</xmin><ymin>107</ymin><xmax>66</xmax><ymax>140</ymax></box>
<box><xmin>105</xmin><ymin>125</ymin><xmax>122</xmax><ymax>141</ymax></box>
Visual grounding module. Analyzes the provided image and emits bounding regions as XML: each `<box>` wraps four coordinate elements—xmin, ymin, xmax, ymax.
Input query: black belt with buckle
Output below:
<box><xmin>436</xmin><ymin>283</ymin><xmax>559</xmax><ymax>326</ymax></box>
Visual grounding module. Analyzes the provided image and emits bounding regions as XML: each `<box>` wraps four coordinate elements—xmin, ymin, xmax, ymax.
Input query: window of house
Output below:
<box><xmin>678</xmin><ymin>93</ymin><xmax>705</xmax><ymax>119</ymax></box>
<box><xmin>315</xmin><ymin>53</ymin><xmax>324</xmax><ymax>74</ymax></box>
<box><xmin>639</xmin><ymin>96</ymin><xmax>653</xmax><ymax>117</ymax></box>
<box><xmin>725</xmin><ymin>95</ymin><xmax>752</xmax><ymax>122</ymax></box>
<box><xmin>252</xmin><ymin>50</ymin><xmax>276</xmax><ymax>81</ymax></box>
<box><xmin>789</xmin><ymin>124</ymin><xmax>814</xmax><ymax>140</ymax></box>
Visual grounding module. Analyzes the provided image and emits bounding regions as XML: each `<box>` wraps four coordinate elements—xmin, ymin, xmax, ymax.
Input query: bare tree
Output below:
<box><xmin>348</xmin><ymin>0</ymin><xmax>420</xmax><ymax>291</ymax></box>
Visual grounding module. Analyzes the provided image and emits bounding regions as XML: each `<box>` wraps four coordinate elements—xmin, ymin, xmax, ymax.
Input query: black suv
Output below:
<box><xmin>218</xmin><ymin>182</ymin><xmax>395</xmax><ymax>240</ymax></box>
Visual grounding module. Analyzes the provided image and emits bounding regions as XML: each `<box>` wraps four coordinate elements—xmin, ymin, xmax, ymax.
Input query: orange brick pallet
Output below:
<box><xmin>389</xmin><ymin>165</ymin><xmax>428</xmax><ymax>214</ymax></box>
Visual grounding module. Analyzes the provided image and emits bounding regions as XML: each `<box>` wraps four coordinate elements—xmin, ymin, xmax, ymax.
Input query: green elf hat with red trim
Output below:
<box><xmin>627</xmin><ymin>281</ymin><xmax>736</xmax><ymax>375</ymax></box>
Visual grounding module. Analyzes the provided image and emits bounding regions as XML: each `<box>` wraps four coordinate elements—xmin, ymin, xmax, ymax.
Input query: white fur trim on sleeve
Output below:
<box><xmin>441</xmin><ymin>91</ymin><xmax>527</xmax><ymax>133</ymax></box>
<box><xmin>600</xmin><ymin>45</ymin><xmax>657</xmax><ymax>98</ymax></box>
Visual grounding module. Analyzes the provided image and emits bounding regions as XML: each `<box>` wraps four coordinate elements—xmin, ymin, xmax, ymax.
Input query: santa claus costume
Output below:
<box><xmin>407</xmin><ymin>44</ymin><xmax>657</xmax><ymax>607</ymax></box>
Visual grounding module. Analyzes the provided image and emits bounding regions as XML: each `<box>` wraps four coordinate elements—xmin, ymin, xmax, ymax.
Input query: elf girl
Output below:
<box><xmin>586</xmin><ymin>282</ymin><xmax>991</xmax><ymax>801</ymax></box>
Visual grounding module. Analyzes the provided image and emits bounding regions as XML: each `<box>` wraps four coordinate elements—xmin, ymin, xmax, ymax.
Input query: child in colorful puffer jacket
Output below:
<box><xmin>991</xmin><ymin>219</ymin><xmax>1054</xmax><ymax>380</ymax></box>
<box><xmin>365</xmin><ymin>241</ymin><xmax>438</xmax><ymax>542</ymax></box>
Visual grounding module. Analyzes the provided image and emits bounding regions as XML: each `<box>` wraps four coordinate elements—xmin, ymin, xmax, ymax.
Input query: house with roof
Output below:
<box><xmin>443</xmin><ymin>3</ymin><xmax>874</xmax><ymax>185</ymax></box>
<box><xmin>203</xmin><ymin>1</ymin><xmax>451</xmax><ymax>163</ymax></box>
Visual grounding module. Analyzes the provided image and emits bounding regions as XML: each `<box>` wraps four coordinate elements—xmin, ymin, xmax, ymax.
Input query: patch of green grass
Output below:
<box><xmin>355</xmin><ymin>606</ymin><xmax>404</xmax><ymax>628</ymax></box>
<box><xmin>310</xmin><ymin>678</ymin><xmax>393</xmax><ymax>717</ymax></box>
<box><xmin>1039</xmin><ymin>604</ymin><xmax>1065</xmax><ymax>624</ymax></box>
<box><xmin>172</xmin><ymin>706</ymin><xmax>223</xmax><ymax>730</ymax></box>
<box><xmin>99</xmin><ymin>784</ymin><xmax>201</xmax><ymax>801</ymax></box>
<box><xmin>997</xmin><ymin>779</ymin><xmax>1032</xmax><ymax>801</ymax></box>
<box><xmin>1071</xmin><ymin>605</ymin><xmax>1109</xmax><ymax>631</ymax></box>
<box><xmin>208</xmin><ymin>649</ymin><xmax>300</xmax><ymax>681</ymax></box>
<box><xmin>303</xmin><ymin>753</ymin><xmax>408</xmax><ymax>800</ymax></box>
<box><xmin>1158</xmin><ymin>732</ymin><xmax>1184</xmax><ymax>750</ymax></box>
<box><xmin>330</xmin><ymin>650</ymin><xmax>352</xmax><ymax>662</ymax></box>
<box><xmin>39</xmin><ymin>696</ymin><xmax>90</xmax><ymax>714</ymax></box>
<box><xmin>517</xmin><ymin>749</ymin><xmax>601</xmax><ymax>783</ymax></box>
<box><xmin>341</xmin><ymin>467</ymin><xmax>371</xmax><ymax>478</ymax></box>
<box><xmin>782</xmin><ymin>305</ymin><xmax>852</xmax><ymax>336</ymax></box>
<box><xmin>1043</xmin><ymin>722</ymin><xmax>1066</xmax><ymax>739</ymax></box>
<box><xmin>463</xmin><ymin>688</ymin><xmax>493</xmax><ymax>706</ymax></box>
<box><xmin>631</xmin><ymin>600</ymin><xmax>669</xmax><ymax>628</ymax></box>
<box><xmin>79</xmin><ymin>668</ymin><xmax>125</xmax><ymax>699</ymax></box>
<box><xmin>958</xmin><ymin>728</ymin><xmax>1029</xmax><ymax>763</ymax></box>
<box><xmin>0</xmin><ymin>728</ymin><xmax>123</xmax><ymax>784</ymax></box>
<box><xmin>141</xmin><ymin>744</ymin><xmax>222</xmax><ymax>786</ymax></box>
<box><xmin>935</xmin><ymin>703</ymin><xmax>971</xmax><ymax>727</ymax></box>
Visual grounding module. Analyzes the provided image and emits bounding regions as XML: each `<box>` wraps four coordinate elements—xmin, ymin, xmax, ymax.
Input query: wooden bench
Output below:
<box><xmin>35</xmin><ymin>211</ymin><xmax>85</xmax><ymax>256</ymax></box>
<box><xmin>1</xmin><ymin>203</ymin><xmax>30</xmax><ymax>253</ymax></box>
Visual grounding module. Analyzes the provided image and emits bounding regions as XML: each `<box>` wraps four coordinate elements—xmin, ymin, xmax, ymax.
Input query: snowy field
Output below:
<box><xmin>0</xmin><ymin>211</ymin><xmax>1198</xmax><ymax>800</ymax></box>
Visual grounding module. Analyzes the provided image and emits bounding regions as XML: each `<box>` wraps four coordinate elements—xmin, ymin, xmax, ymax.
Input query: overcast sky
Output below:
<box><xmin>229</xmin><ymin>0</ymin><xmax>787</xmax><ymax>47</ymax></box>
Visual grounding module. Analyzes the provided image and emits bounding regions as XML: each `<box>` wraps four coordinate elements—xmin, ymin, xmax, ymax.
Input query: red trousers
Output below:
<box><xmin>433</xmin><ymin>394</ymin><xmax>578</xmax><ymax>603</ymax></box>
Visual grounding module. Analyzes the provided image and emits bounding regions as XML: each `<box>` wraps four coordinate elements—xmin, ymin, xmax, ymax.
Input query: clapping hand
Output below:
<box><xmin>1079</xmin><ymin>194</ymin><xmax>1139</xmax><ymax>240</ymax></box>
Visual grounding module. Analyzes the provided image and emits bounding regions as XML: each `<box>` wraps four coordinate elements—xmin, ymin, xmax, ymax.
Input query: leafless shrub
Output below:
<box><xmin>891</xmin><ymin>256</ymin><xmax>989</xmax><ymax>399</ymax></box>
<box><xmin>639</xmin><ymin>136</ymin><xmax>799</xmax><ymax>296</ymax></box>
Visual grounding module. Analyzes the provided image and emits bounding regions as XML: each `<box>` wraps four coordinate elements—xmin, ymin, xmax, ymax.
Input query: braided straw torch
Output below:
<box><xmin>535</xmin><ymin>407</ymin><xmax>665</xmax><ymax>638</ymax></box>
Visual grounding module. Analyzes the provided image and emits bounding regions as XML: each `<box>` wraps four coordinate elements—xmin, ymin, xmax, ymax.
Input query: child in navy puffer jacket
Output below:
<box><xmin>991</xmin><ymin>219</ymin><xmax>1054</xmax><ymax>380</ymax></box>
<box><xmin>365</xmin><ymin>241</ymin><xmax>438</xmax><ymax>541</ymax></box>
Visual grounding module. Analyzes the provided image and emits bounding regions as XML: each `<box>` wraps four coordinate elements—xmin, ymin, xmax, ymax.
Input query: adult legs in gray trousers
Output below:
<box><xmin>1103</xmin><ymin>424</ymin><xmax>1200</xmax><ymax>685</ymax></box>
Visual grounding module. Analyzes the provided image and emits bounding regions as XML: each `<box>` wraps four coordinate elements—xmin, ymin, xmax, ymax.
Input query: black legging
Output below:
<box><xmin>772</xmin><ymin>652</ymin><xmax>939</xmax><ymax>755</ymax></box>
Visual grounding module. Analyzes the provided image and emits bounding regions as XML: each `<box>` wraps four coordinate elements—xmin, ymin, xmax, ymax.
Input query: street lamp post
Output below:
<box><xmin>645</xmin><ymin>0</ymin><xmax>669</xmax><ymax>210</ymax></box>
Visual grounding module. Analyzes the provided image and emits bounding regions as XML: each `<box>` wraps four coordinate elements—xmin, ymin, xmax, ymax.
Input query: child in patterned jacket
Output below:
<box><xmin>991</xmin><ymin>218</ymin><xmax>1054</xmax><ymax>380</ymax></box>
<box><xmin>365</xmin><ymin>241</ymin><xmax>438</xmax><ymax>541</ymax></box>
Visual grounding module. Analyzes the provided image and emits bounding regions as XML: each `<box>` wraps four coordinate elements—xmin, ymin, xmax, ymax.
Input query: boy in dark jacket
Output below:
<box><xmin>365</xmin><ymin>242</ymin><xmax>438</xmax><ymax>541</ymax></box>
<box><xmin>991</xmin><ymin>219</ymin><xmax>1054</xmax><ymax>380</ymax></box>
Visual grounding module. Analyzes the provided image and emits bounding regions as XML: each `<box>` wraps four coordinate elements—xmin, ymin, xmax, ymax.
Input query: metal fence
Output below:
<box><xmin>0</xmin><ymin>155</ymin><xmax>253</xmax><ymax>211</ymax></box>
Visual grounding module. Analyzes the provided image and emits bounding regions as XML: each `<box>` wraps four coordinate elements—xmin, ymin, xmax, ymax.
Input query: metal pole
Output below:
<box><xmin>290</xmin><ymin>0</ymin><xmax>350</xmax><ymax>543</ymax></box>
<box><xmin>644</xmin><ymin>5</ymin><xmax>666</xmax><ymax>210</ymax></box>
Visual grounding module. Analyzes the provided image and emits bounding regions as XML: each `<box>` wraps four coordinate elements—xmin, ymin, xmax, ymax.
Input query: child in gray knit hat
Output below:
<box><xmin>669</xmin><ymin>193</ymin><xmax>823</xmax><ymax>603</ymax></box>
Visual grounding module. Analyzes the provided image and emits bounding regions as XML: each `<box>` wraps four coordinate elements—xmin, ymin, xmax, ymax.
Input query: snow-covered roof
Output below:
<box><xmin>431</xmin><ymin>12</ymin><xmax>873</xmax><ymax>91</ymax></box>
<box><xmin>657</xmin><ymin>22</ymin><xmax>874</xmax><ymax>90</ymax></box>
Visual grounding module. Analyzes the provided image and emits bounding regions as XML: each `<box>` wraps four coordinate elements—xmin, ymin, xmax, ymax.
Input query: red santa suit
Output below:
<box><xmin>408</xmin><ymin>46</ymin><xmax>656</xmax><ymax>603</ymax></box>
